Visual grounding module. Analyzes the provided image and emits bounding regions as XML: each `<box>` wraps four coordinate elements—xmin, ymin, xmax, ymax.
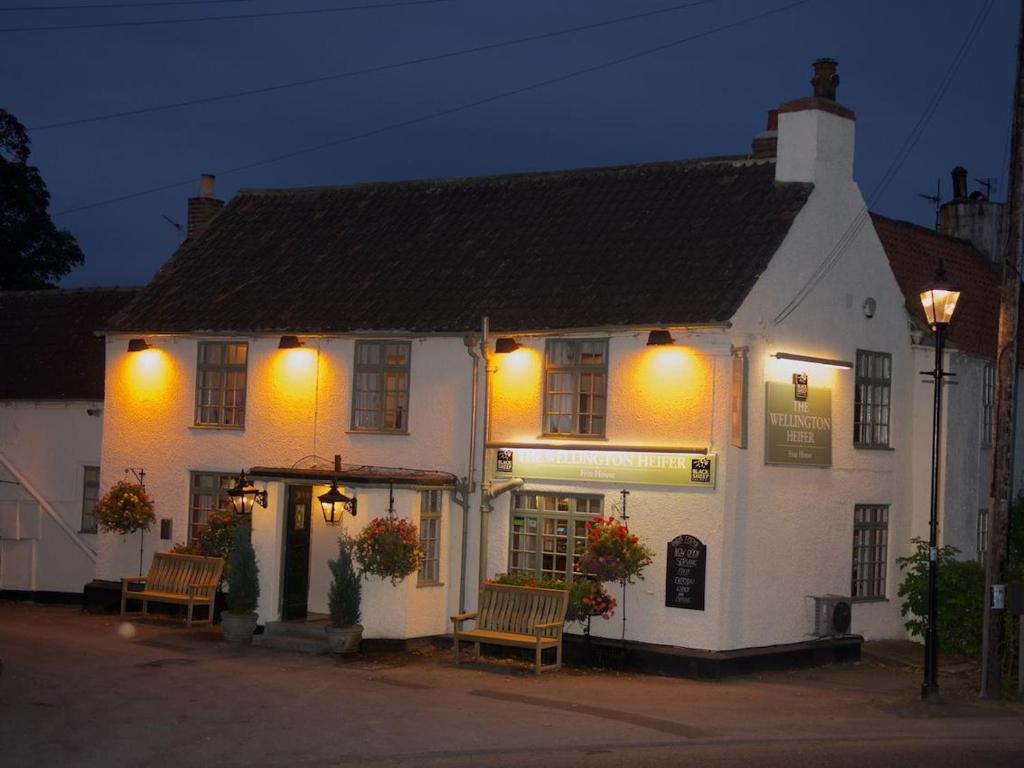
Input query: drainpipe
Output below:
<box><xmin>458</xmin><ymin>334</ymin><xmax>480</xmax><ymax>613</ymax></box>
<box><xmin>478</xmin><ymin>317</ymin><xmax>494</xmax><ymax>587</ymax></box>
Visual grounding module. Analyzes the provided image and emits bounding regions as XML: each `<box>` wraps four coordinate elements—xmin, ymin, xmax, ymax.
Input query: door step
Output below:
<box><xmin>254</xmin><ymin>619</ymin><xmax>330</xmax><ymax>654</ymax></box>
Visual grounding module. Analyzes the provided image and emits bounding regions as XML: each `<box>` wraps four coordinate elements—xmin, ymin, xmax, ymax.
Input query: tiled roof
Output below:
<box><xmin>871</xmin><ymin>213</ymin><xmax>1001</xmax><ymax>358</ymax></box>
<box><xmin>108</xmin><ymin>159</ymin><xmax>812</xmax><ymax>334</ymax></box>
<box><xmin>0</xmin><ymin>288</ymin><xmax>139</xmax><ymax>400</ymax></box>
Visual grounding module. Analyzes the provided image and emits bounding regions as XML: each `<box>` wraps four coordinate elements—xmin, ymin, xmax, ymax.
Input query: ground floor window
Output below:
<box><xmin>508</xmin><ymin>492</ymin><xmax>603</xmax><ymax>581</ymax></box>
<box><xmin>80</xmin><ymin>465</ymin><xmax>100</xmax><ymax>533</ymax></box>
<box><xmin>189</xmin><ymin>471</ymin><xmax>235</xmax><ymax>542</ymax></box>
<box><xmin>851</xmin><ymin>504</ymin><xmax>889</xmax><ymax>600</ymax></box>
<box><xmin>418</xmin><ymin>489</ymin><xmax>442</xmax><ymax>585</ymax></box>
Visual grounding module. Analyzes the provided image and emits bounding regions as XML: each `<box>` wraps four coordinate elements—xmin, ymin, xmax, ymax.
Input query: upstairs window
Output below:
<box><xmin>854</xmin><ymin>350</ymin><xmax>891</xmax><ymax>448</ymax></box>
<box><xmin>351</xmin><ymin>341</ymin><xmax>411</xmax><ymax>432</ymax></box>
<box><xmin>543</xmin><ymin>339</ymin><xmax>608</xmax><ymax>437</ymax></box>
<box><xmin>195</xmin><ymin>341</ymin><xmax>248</xmax><ymax>428</ymax></box>
<box><xmin>982</xmin><ymin>362</ymin><xmax>994</xmax><ymax>448</ymax></box>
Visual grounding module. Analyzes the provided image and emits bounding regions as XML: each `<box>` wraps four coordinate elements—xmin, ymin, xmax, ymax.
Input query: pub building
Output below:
<box><xmin>93</xmin><ymin>60</ymin><xmax>1016</xmax><ymax>664</ymax></box>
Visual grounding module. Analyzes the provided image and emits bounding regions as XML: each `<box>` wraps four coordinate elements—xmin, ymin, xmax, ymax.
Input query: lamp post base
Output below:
<box><xmin>921</xmin><ymin>682</ymin><xmax>940</xmax><ymax>700</ymax></box>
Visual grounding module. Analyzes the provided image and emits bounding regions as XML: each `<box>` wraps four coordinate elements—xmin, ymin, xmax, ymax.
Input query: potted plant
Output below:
<box><xmin>325</xmin><ymin>537</ymin><xmax>363</xmax><ymax>654</ymax></box>
<box><xmin>221</xmin><ymin>523</ymin><xmax>260</xmax><ymax>643</ymax></box>
<box><xmin>352</xmin><ymin>516</ymin><xmax>424</xmax><ymax>585</ymax></box>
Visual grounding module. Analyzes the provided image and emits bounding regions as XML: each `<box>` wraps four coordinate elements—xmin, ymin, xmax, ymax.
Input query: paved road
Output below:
<box><xmin>1</xmin><ymin>603</ymin><xmax>1022</xmax><ymax>767</ymax></box>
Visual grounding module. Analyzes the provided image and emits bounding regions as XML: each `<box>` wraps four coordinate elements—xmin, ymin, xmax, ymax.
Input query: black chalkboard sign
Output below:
<box><xmin>665</xmin><ymin>534</ymin><xmax>706</xmax><ymax>611</ymax></box>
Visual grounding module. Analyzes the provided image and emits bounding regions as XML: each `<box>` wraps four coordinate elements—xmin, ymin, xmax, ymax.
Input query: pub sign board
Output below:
<box><xmin>494</xmin><ymin>447</ymin><xmax>716</xmax><ymax>488</ymax></box>
<box><xmin>665</xmin><ymin>534</ymin><xmax>706</xmax><ymax>611</ymax></box>
<box><xmin>764</xmin><ymin>381</ymin><xmax>832</xmax><ymax>467</ymax></box>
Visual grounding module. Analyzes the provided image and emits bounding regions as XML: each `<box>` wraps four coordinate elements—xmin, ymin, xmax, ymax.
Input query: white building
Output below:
<box><xmin>94</xmin><ymin>60</ymin><xmax>1016</xmax><ymax>660</ymax></box>
<box><xmin>0</xmin><ymin>288</ymin><xmax>135</xmax><ymax>598</ymax></box>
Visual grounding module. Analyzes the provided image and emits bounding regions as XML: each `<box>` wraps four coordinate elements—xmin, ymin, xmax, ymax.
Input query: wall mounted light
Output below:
<box><xmin>227</xmin><ymin>471</ymin><xmax>268</xmax><ymax>516</ymax></box>
<box><xmin>646</xmin><ymin>330</ymin><xmax>675</xmax><ymax>346</ymax></box>
<box><xmin>278</xmin><ymin>335</ymin><xmax>303</xmax><ymax>349</ymax></box>
<box><xmin>772</xmin><ymin>352</ymin><xmax>853</xmax><ymax>370</ymax></box>
<box><xmin>127</xmin><ymin>338</ymin><xmax>151</xmax><ymax>353</ymax></box>
<box><xmin>494</xmin><ymin>337</ymin><xmax>521</xmax><ymax>354</ymax></box>
<box><xmin>318</xmin><ymin>480</ymin><xmax>357</xmax><ymax>525</ymax></box>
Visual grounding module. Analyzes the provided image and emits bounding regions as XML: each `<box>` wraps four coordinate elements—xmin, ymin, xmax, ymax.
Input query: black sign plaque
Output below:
<box><xmin>665</xmin><ymin>534</ymin><xmax>706</xmax><ymax>611</ymax></box>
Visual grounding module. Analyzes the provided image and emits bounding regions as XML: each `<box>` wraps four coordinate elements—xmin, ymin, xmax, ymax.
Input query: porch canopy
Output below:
<box><xmin>247</xmin><ymin>464</ymin><xmax>457</xmax><ymax>487</ymax></box>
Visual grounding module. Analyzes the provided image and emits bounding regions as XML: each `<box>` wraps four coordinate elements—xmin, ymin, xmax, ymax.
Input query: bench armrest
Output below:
<box><xmin>451</xmin><ymin>611</ymin><xmax>478</xmax><ymax>629</ymax></box>
<box><xmin>533</xmin><ymin>621</ymin><xmax>564</xmax><ymax>631</ymax></box>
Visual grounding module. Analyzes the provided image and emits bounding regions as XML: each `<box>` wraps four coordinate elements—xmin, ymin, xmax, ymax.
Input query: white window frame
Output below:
<box><xmin>851</xmin><ymin>504</ymin><xmax>889</xmax><ymax>601</ymax></box>
<box><xmin>508</xmin><ymin>492</ymin><xmax>603</xmax><ymax>582</ymax></box>
<box><xmin>351</xmin><ymin>340</ymin><xmax>411</xmax><ymax>433</ymax></box>
<box><xmin>194</xmin><ymin>341</ymin><xmax>248</xmax><ymax>428</ymax></box>
<box><xmin>188</xmin><ymin>471</ymin><xmax>235</xmax><ymax>543</ymax></box>
<box><xmin>543</xmin><ymin>339</ymin><xmax>608</xmax><ymax>437</ymax></box>
<box><xmin>417</xmin><ymin>489</ymin><xmax>443</xmax><ymax>585</ymax></box>
<box><xmin>854</xmin><ymin>349</ymin><xmax>892</xmax><ymax>449</ymax></box>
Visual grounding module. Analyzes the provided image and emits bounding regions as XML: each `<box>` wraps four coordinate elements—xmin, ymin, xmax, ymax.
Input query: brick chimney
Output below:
<box><xmin>938</xmin><ymin>165</ymin><xmax>1007</xmax><ymax>264</ymax></box>
<box><xmin>187</xmin><ymin>173</ymin><xmax>224</xmax><ymax>239</ymax></box>
<box><xmin>774</xmin><ymin>58</ymin><xmax>856</xmax><ymax>186</ymax></box>
<box><xmin>751</xmin><ymin>110</ymin><xmax>778</xmax><ymax>159</ymax></box>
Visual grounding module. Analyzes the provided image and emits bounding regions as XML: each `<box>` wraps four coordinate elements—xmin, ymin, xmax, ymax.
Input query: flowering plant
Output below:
<box><xmin>568</xmin><ymin>579</ymin><xmax>617</xmax><ymax>622</ymax></box>
<box><xmin>171</xmin><ymin>508</ymin><xmax>240</xmax><ymax>584</ymax></box>
<box><xmin>578</xmin><ymin>516</ymin><xmax>654</xmax><ymax>583</ymax></box>
<box><xmin>94</xmin><ymin>480</ymin><xmax>155</xmax><ymax>535</ymax></box>
<box><xmin>352</xmin><ymin>516</ymin><xmax>423</xmax><ymax>584</ymax></box>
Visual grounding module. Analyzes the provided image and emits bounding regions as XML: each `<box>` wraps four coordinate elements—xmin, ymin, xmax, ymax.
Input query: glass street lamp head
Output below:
<box><xmin>919</xmin><ymin>261</ymin><xmax>961</xmax><ymax>328</ymax></box>
<box><xmin>227</xmin><ymin>470</ymin><xmax>268</xmax><ymax>516</ymax></box>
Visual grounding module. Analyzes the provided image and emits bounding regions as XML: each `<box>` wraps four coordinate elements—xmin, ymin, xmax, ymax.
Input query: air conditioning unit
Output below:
<box><xmin>811</xmin><ymin>595</ymin><xmax>852</xmax><ymax>637</ymax></box>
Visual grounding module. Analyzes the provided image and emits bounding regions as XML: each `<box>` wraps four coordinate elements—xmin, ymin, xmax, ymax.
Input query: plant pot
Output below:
<box><xmin>221</xmin><ymin>611</ymin><xmax>258</xmax><ymax>643</ymax></box>
<box><xmin>325</xmin><ymin>624</ymin><xmax>363</xmax><ymax>655</ymax></box>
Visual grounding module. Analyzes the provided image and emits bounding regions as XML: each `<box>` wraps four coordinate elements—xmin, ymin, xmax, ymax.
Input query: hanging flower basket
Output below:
<box><xmin>566</xmin><ymin>579</ymin><xmax>617</xmax><ymax>623</ymax></box>
<box><xmin>352</xmin><ymin>516</ymin><xmax>423</xmax><ymax>585</ymax></box>
<box><xmin>578</xmin><ymin>516</ymin><xmax>654</xmax><ymax>584</ymax></box>
<box><xmin>94</xmin><ymin>480</ymin><xmax>155</xmax><ymax>536</ymax></box>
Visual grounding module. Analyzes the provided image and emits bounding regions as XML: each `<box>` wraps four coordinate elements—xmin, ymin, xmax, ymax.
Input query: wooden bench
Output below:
<box><xmin>451</xmin><ymin>583</ymin><xmax>569</xmax><ymax>674</ymax></box>
<box><xmin>121</xmin><ymin>553</ymin><xmax>224</xmax><ymax>627</ymax></box>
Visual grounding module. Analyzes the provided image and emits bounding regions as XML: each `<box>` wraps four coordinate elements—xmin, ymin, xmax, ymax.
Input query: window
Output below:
<box><xmin>509</xmin><ymin>493</ymin><xmax>603</xmax><ymax>581</ymax></box>
<box><xmin>417</xmin><ymin>490</ymin><xmax>443</xmax><ymax>585</ymax></box>
<box><xmin>978</xmin><ymin>507</ymin><xmax>989</xmax><ymax>564</ymax></box>
<box><xmin>854</xmin><ymin>350</ymin><xmax>891</xmax><ymax>448</ymax></box>
<box><xmin>189</xmin><ymin>472</ymin><xmax>235</xmax><ymax>543</ymax></box>
<box><xmin>543</xmin><ymin>339</ymin><xmax>608</xmax><ymax>437</ymax></box>
<box><xmin>351</xmin><ymin>341</ymin><xmax>411</xmax><ymax>432</ymax></box>
<box><xmin>982</xmin><ymin>362</ymin><xmax>994</xmax><ymax>447</ymax></box>
<box><xmin>80</xmin><ymin>465</ymin><xmax>100</xmax><ymax>533</ymax></box>
<box><xmin>195</xmin><ymin>341</ymin><xmax>248</xmax><ymax>427</ymax></box>
<box><xmin>851</xmin><ymin>504</ymin><xmax>889</xmax><ymax>600</ymax></box>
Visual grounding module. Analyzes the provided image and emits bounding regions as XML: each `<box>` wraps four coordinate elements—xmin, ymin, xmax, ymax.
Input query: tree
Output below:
<box><xmin>0</xmin><ymin>108</ymin><xmax>84</xmax><ymax>289</ymax></box>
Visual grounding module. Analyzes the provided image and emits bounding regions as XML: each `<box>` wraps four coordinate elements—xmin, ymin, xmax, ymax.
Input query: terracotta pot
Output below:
<box><xmin>221</xmin><ymin>611</ymin><xmax>258</xmax><ymax>643</ymax></box>
<box><xmin>325</xmin><ymin>624</ymin><xmax>363</xmax><ymax>655</ymax></box>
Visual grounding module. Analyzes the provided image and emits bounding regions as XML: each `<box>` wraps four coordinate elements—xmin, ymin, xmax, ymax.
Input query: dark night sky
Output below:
<box><xmin>1</xmin><ymin>0</ymin><xmax>1017</xmax><ymax>288</ymax></box>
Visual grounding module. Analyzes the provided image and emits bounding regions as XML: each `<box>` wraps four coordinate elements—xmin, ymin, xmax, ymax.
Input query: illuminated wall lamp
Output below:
<box><xmin>494</xmin><ymin>337</ymin><xmax>521</xmax><ymax>354</ymax></box>
<box><xmin>278</xmin><ymin>335</ymin><xmax>303</xmax><ymax>349</ymax></box>
<box><xmin>772</xmin><ymin>352</ymin><xmax>853</xmax><ymax>370</ymax></box>
<box><xmin>646</xmin><ymin>330</ymin><xmax>675</xmax><ymax>346</ymax></box>
<box><xmin>318</xmin><ymin>480</ymin><xmax>357</xmax><ymax>525</ymax></box>
<box><xmin>227</xmin><ymin>470</ymin><xmax>268</xmax><ymax>516</ymax></box>
<box><xmin>127</xmin><ymin>338</ymin><xmax>151</xmax><ymax>353</ymax></box>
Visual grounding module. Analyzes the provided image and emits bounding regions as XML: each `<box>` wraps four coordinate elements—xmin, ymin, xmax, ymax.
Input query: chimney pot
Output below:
<box><xmin>811</xmin><ymin>57</ymin><xmax>839</xmax><ymax>100</ymax></box>
<box><xmin>199</xmin><ymin>173</ymin><xmax>216</xmax><ymax>198</ymax></box>
<box><xmin>186</xmin><ymin>172</ymin><xmax>224</xmax><ymax>239</ymax></box>
<box><xmin>951</xmin><ymin>166</ymin><xmax>968</xmax><ymax>199</ymax></box>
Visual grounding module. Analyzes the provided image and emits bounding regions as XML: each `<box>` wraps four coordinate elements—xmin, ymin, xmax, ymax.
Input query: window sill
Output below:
<box><xmin>346</xmin><ymin>429</ymin><xmax>409</xmax><ymax>436</ymax></box>
<box><xmin>851</xmin><ymin>596</ymin><xmax>889</xmax><ymax>604</ymax></box>
<box><xmin>853</xmin><ymin>444</ymin><xmax>894</xmax><ymax>451</ymax></box>
<box><xmin>416</xmin><ymin>581</ymin><xmax>444</xmax><ymax>588</ymax></box>
<box><xmin>190</xmin><ymin>424</ymin><xmax>245</xmax><ymax>432</ymax></box>
<box><xmin>538</xmin><ymin>434</ymin><xmax>607</xmax><ymax>441</ymax></box>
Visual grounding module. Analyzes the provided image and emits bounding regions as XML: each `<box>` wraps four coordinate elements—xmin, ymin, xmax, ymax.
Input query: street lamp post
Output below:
<box><xmin>918</xmin><ymin>261</ymin><xmax>961</xmax><ymax>700</ymax></box>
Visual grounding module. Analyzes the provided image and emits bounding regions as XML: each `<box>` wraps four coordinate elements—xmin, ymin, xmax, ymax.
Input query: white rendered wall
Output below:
<box><xmin>98</xmin><ymin>335</ymin><xmax>470</xmax><ymax>636</ymax></box>
<box><xmin>0</xmin><ymin>401</ymin><xmax>100</xmax><ymax>593</ymax></box>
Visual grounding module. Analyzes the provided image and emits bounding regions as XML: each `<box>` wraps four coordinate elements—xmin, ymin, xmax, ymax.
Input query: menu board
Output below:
<box><xmin>665</xmin><ymin>534</ymin><xmax>706</xmax><ymax>611</ymax></box>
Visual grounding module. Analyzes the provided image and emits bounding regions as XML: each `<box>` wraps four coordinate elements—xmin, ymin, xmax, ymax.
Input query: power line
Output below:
<box><xmin>54</xmin><ymin>0</ymin><xmax>811</xmax><ymax>216</ymax></box>
<box><xmin>0</xmin><ymin>0</ymin><xmax>451</xmax><ymax>32</ymax></box>
<box><xmin>773</xmin><ymin>0</ymin><xmax>995</xmax><ymax>326</ymax></box>
<box><xmin>1</xmin><ymin>1</ymin><xmax>265</xmax><ymax>11</ymax></box>
<box><xmin>30</xmin><ymin>0</ymin><xmax>714</xmax><ymax>131</ymax></box>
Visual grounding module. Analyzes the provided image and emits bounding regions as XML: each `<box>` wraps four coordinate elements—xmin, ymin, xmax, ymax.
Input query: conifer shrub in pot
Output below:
<box><xmin>325</xmin><ymin>536</ymin><xmax>363</xmax><ymax>654</ymax></box>
<box><xmin>221</xmin><ymin>523</ymin><xmax>260</xmax><ymax>643</ymax></box>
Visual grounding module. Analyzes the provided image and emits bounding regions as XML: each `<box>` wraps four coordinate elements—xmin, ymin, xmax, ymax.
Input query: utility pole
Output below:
<box><xmin>982</xmin><ymin>0</ymin><xmax>1024</xmax><ymax>699</ymax></box>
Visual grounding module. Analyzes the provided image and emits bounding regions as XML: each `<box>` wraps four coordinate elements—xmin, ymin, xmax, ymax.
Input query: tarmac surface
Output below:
<box><xmin>1</xmin><ymin>602</ymin><xmax>1023</xmax><ymax>767</ymax></box>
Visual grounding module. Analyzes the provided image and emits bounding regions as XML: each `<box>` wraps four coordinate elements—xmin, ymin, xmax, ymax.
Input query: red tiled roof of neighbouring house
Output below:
<box><xmin>0</xmin><ymin>288</ymin><xmax>139</xmax><ymax>400</ymax></box>
<box><xmin>107</xmin><ymin>158</ymin><xmax>813</xmax><ymax>334</ymax></box>
<box><xmin>871</xmin><ymin>213</ymin><xmax>1001</xmax><ymax>359</ymax></box>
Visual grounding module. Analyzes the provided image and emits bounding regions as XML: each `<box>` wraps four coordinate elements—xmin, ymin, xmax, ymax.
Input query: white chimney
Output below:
<box><xmin>775</xmin><ymin>59</ymin><xmax>856</xmax><ymax>187</ymax></box>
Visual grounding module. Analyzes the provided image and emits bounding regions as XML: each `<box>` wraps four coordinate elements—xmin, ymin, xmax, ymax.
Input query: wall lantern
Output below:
<box><xmin>919</xmin><ymin>261</ymin><xmax>961</xmax><ymax>328</ymax></box>
<box><xmin>127</xmin><ymin>338</ymin><xmax>151</xmax><ymax>353</ymax></box>
<box><xmin>227</xmin><ymin>471</ymin><xmax>268</xmax><ymax>516</ymax></box>
<box><xmin>494</xmin><ymin>337</ymin><xmax>521</xmax><ymax>354</ymax></box>
<box><xmin>646</xmin><ymin>329</ymin><xmax>675</xmax><ymax>346</ymax></box>
<box><xmin>772</xmin><ymin>351</ymin><xmax>853</xmax><ymax>370</ymax></box>
<box><xmin>318</xmin><ymin>480</ymin><xmax>357</xmax><ymax>525</ymax></box>
<box><xmin>278</xmin><ymin>335</ymin><xmax>303</xmax><ymax>349</ymax></box>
